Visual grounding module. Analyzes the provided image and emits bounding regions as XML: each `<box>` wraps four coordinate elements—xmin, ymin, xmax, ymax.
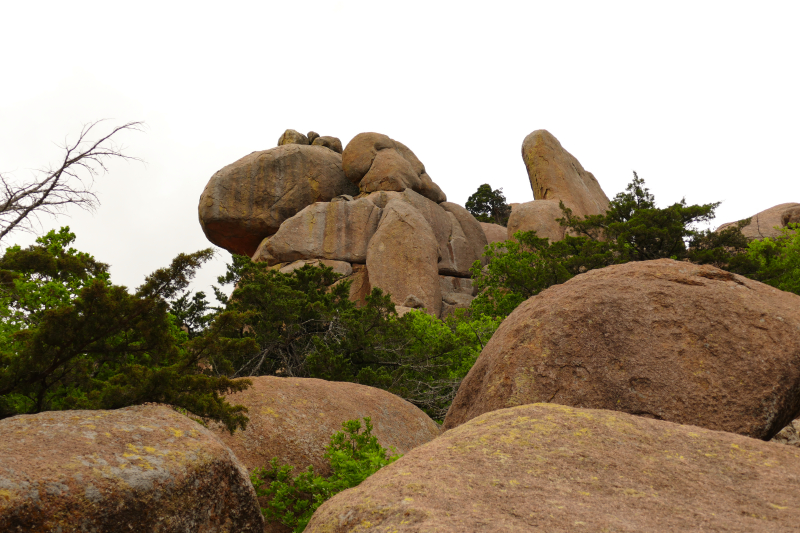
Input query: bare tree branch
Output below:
<box><xmin>0</xmin><ymin>120</ymin><xmax>143</xmax><ymax>242</ymax></box>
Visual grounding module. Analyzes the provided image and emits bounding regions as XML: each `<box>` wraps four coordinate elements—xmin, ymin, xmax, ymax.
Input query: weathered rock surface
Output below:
<box><xmin>199</xmin><ymin>144</ymin><xmax>358</xmax><ymax>256</ymax></box>
<box><xmin>506</xmin><ymin>199</ymin><xmax>566</xmax><ymax>242</ymax></box>
<box><xmin>311</xmin><ymin>135</ymin><xmax>343</xmax><ymax>154</ymax></box>
<box><xmin>277</xmin><ymin>129</ymin><xmax>309</xmax><ymax>146</ymax></box>
<box><xmin>265</xmin><ymin>197</ymin><xmax>382</xmax><ymax>265</ymax></box>
<box><xmin>342</xmin><ymin>133</ymin><xmax>446</xmax><ymax>203</ymax></box>
<box><xmin>522</xmin><ymin>129</ymin><xmax>609</xmax><ymax>218</ymax></box>
<box><xmin>277</xmin><ymin>259</ymin><xmax>353</xmax><ymax>277</ymax></box>
<box><xmin>307</xmin><ymin>403</ymin><xmax>800</xmax><ymax>532</ymax></box>
<box><xmin>717</xmin><ymin>202</ymin><xmax>800</xmax><ymax>240</ymax></box>
<box><xmin>440</xmin><ymin>275</ymin><xmax>476</xmax><ymax>317</ymax></box>
<box><xmin>0</xmin><ymin>406</ymin><xmax>263</xmax><ymax>532</ymax></box>
<box><xmin>441</xmin><ymin>201</ymin><xmax>489</xmax><ymax>269</ymax></box>
<box><xmin>367</xmin><ymin>199</ymin><xmax>442</xmax><ymax>316</ymax></box>
<box><xmin>214</xmin><ymin>377</ymin><xmax>440</xmax><ymax>477</ymax></box>
<box><xmin>443</xmin><ymin>259</ymin><xmax>800</xmax><ymax>439</ymax></box>
<box><xmin>336</xmin><ymin>263</ymin><xmax>371</xmax><ymax>305</ymax></box>
<box><xmin>772</xmin><ymin>418</ymin><xmax>800</xmax><ymax>448</ymax></box>
<box><xmin>480</xmin><ymin>222</ymin><xmax>508</xmax><ymax>244</ymax></box>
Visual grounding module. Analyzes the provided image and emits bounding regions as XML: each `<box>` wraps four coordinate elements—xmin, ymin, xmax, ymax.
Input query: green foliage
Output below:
<box><xmin>0</xmin><ymin>227</ymin><xmax>250</xmax><ymax>432</ymax></box>
<box><xmin>739</xmin><ymin>223</ymin><xmax>800</xmax><ymax>294</ymax></box>
<box><xmin>465</xmin><ymin>184</ymin><xmax>511</xmax><ymax>226</ymax></box>
<box><xmin>251</xmin><ymin>417</ymin><xmax>399</xmax><ymax>532</ymax></box>
<box><xmin>470</xmin><ymin>173</ymin><xmax>751</xmax><ymax>319</ymax></box>
<box><xmin>169</xmin><ymin>290</ymin><xmax>214</xmax><ymax>339</ymax></box>
<box><xmin>204</xmin><ymin>257</ymin><xmax>500</xmax><ymax>420</ymax></box>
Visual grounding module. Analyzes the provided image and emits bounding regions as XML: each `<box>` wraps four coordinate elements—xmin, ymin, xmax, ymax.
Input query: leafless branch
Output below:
<box><xmin>0</xmin><ymin>120</ymin><xmax>144</xmax><ymax>242</ymax></box>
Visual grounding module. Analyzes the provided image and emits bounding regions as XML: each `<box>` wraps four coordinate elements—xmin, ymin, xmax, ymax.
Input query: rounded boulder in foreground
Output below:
<box><xmin>198</xmin><ymin>144</ymin><xmax>358</xmax><ymax>257</ymax></box>
<box><xmin>213</xmin><ymin>376</ymin><xmax>440</xmax><ymax>477</ymax></box>
<box><xmin>0</xmin><ymin>405</ymin><xmax>263</xmax><ymax>532</ymax></box>
<box><xmin>443</xmin><ymin>259</ymin><xmax>800</xmax><ymax>439</ymax></box>
<box><xmin>307</xmin><ymin>403</ymin><xmax>800</xmax><ymax>532</ymax></box>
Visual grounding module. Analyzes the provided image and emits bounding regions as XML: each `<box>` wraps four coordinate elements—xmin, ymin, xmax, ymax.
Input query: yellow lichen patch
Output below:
<box><xmin>573</xmin><ymin>428</ymin><xmax>591</xmax><ymax>437</ymax></box>
<box><xmin>81</xmin><ymin>424</ymin><xmax>96</xmax><ymax>429</ymax></box>
<box><xmin>769</xmin><ymin>503</ymin><xmax>788</xmax><ymax>510</ymax></box>
<box><xmin>622</xmin><ymin>488</ymin><xmax>648</xmax><ymax>498</ymax></box>
<box><xmin>126</xmin><ymin>444</ymin><xmax>139</xmax><ymax>453</ymax></box>
<box><xmin>0</xmin><ymin>489</ymin><xmax>15</xmax><ymax>501</ymax></box>
<box><xmin>169</xmin><ymin>428</ymin><xmax>184</xmax><ymax>438</ymax></box>
<box><xmin>122</xmin><ymin>452</ymin><xmax>138</xmax><ymax>459</ymax></box>
<box><xmin>508</xmin><ymin>479</ymin><xmax>519</xmax><ymax>486</ymax></box>
<box><xmin>144</xmin><ymin>446</ymin><xmax>156</xmax><ymax>454</ymax></box>
<box><xmin>261</xmin><ymin>407</ymin><xmax>280</xmax><ymax>418</ymax></box>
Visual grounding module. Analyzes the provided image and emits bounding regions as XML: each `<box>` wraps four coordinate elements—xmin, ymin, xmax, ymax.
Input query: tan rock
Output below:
<box><xmin>265</xmin><ymin>197</ymin><xmax>382</xmax><ymax>264</ymax></box>
<box><xmin>277</xmin><ymin>128</ymin><xmax>309</xmax><ymax>146</ymax></box>
<box><xmin>214</xmin><ymin>376</ymin><xmax>440</xmax><ymax>477</ymax></box>
<box><xmin>521</xmin><ymin>129</ymin><xmax>610</xmax><ymax>217</ymax></box>
<box><xmin>342</xmin><ymin>133</ymin><xmax>446</xmax><ymax>203</ymax></box>
<box><xmin>278</xmin><ymin>259</ymin><xmax>353</xmax><ymax>277</ymax></box>
<box><xmin>311</xmin><ymin>135</ymin><xmax>343</xmax><ymax>154</ymax></box>
<box><xmin>198</xmin><ymin>144</ymin><xmax>358</xmax><ymax>256</ymax></box>
<box><xmin>443</xmin><ymin>259</ymin><xmax>800</xmax><ymax>439</ymax></box>
<box><xmin>366</xmin><ymin>199</ymin><xmax>442</xmax><ymax>316</ymax></box>
<box><xmin>440</xmin><ymin>275</ymin><xmax>476</xmax><ymax>317</ymax></box>
<box><xmin>480</xmin><ymin>222</ymin><xmax>508</xmax><ymax>245</ymax></box>
<box><xmin>307</xmin><ymin>403</ymin><xmax>800</xmax><ymax>533</ymax></box>
<box><xmin>441</xmin><ymin>201</ymin><xmax>489</xmax><ymax>268</ymax></box>
<box><xmin>772</xmin><ymin>418</ymin><xmax>800</xmax><ymax>448</ymax></box>
<box><xmin>337</xmin><ymin>263</ymin><xmax>371</xmax><ymax>305</ymax></box>
<box><xmin>306</xmin><ymin>131</ymin><xmax>320</xmax><ymax>143</ymax></box>
<box><xmin>717</xmin><ymin>202</ymin><xmax>800</xmax><ymax>240</ymax></box>
<box><xmin>0</xmin><ymin>406</ymin><xmax>263</xmax><ymax>532</ymax></box>
<box><xmin>506</xmin><ymin>199</ymin><xmax>566</xmax><ymax>242</ymax></box>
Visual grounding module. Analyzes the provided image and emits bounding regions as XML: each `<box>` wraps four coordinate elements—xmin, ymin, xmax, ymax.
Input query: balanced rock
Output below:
<box><xmin>342</xmin><ymin>132</ymin><xmax>446</xmax><ymax>203</ymax></box>
<box><xmin>367</xmin><ymin>199</ymin><xmax>442</xmax><ymax>316</ymax></box>
<box><xmin>480</xmin><ymin>222</ymin><xmax>507</xmax><ymax>244</ymax></box>
<box><xmin>717</xmin><ymin>202</ymin><xmax>800</xmax><ymax>240</ymax></box>
<box><xmin>307</xmin><ymin>403</ymin><xmax>800</xmax><ymax>532</ymax></box>
<box><xmin>214</xmin><ymin>376</ymin><xmax>440</xmax><ymax>477</ymax></box>
<box><xmin>277</xmin><ymin>128</ymin><xmax>309</xmax><ymax>146</ymax></box>
<box><xmin>506</xmin><ymin>199</ymin><xmax>566</xmax><ymax>242</ymax></box>
<box><xmin>311</xmin><ymin>135</ymin><xmax>343</xmax><ymax>154</ymax></box>
<box><xmin>198</xmin><ymin>144</ymin><xmax>358</xmax><ymax>256</ymax></box>
<box><xmin>522</xmin><ymin>129</ymin><xmax>609</xmax><ymax>218</ymax></box>
<box><xmin>0</xmin><ymin>406</ymin><xmax>263</xmax><ymax>532</ymax></box>
<box><xmin>443</xmin><ymin>259</ymin><xmax>800</xmax><ymax>439</ymax></box>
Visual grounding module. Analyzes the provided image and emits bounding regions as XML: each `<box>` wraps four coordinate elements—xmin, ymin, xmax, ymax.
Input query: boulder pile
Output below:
<box><xmin>443</xmin><ymin>259</ymin><xmax>800</xmax><ymax>440</ymax></box>
<box><xmin>201</xmin><ymin>130</ymin><xmax>488</xmax><ymax>316</ymax></box>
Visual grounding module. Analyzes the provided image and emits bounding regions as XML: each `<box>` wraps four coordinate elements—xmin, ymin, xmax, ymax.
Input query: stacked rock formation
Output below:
<box><xmin>200</xmin><ymin>130</ymin><xmax>487</xmax><ymax>317</ymax></box>
<box><xmin>506</xmin><ymin>129</ymin><xmax>610</xmax><ymax>242</ymax></box>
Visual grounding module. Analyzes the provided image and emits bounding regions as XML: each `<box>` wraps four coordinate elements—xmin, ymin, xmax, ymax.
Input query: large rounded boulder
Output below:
<box><xmin>307</xmin><ymin>403</ymin><xmax>800</xmax><ymax>532</ymax></box>
<box><xmin>443</xmin><ymin>259</ymin><xmax>800</xmax><ymax>439</ymax></box>
<box><xmin>213</xmin><ymin>376</ymin><xmax>440</xmax><ymax>477</ymax></box>
<box><xmin>198</xmin><ymin>144</ymin><xmax>358</xmax><ymax>256</ymax></box>
<box><xmin>342</xmin><ymin>133</ymin><xmax>446</xmax><ymax>203</ymax></box>
<box><xmin>0</xmin><ymin>405</ymin><xmax>263</xmax><ymax>532</ymax></box>
<box><xmin>717</xmin><ymin>202</ymin><xmax>800</xmax><ymax>241</ymax></box>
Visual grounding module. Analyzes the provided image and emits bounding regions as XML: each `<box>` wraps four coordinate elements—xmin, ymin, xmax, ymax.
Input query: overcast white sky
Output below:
<box><xmin>2</xmin><ymin>1</ymin><xmax>798</xmax><ymax>296</ymax></box>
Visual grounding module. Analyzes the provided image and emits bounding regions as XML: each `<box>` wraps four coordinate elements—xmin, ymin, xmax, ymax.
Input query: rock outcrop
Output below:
<box><xmin>506</xmin><ymin>199</ymin><xmax>566</xmax><ymax>242</ymax></box>
<box><xmin>198</xmin><ymin>144</ymin><xmax>358</xmax><ymax>256</ymax></box>
<box><xmin>443</xmin><ymin>259</ymin><xmax>800</xmax><ymax>440</ymax></box>
<box><xmin>307</xmin><ymin>403</ymin><xmax>800</xmax><ymax>532</ymax></box>
<box><xmin>717</xmin><ymin>202</ymin><xmax>800</xmax><ymax>240</ymax></box>
<box><xmin>480</xmin><ymin>222</ymin><xmax>507</xmax><ymax>244</ymax></box>
<box><xmin>522</xmin><ymin>129</ymin><xmax>610</xmax><ymax>217</ymax></box>
<box><xmin>0</xmin><ymin>406</ymin><xmax>263</xmax><ymax>532</ymax></box>
<box><xmin>213</xmin><ymin>377</ymin><xmax>440</xmax><ymax>477</ymax></box>
<box><xmin>367</xmin><ymin>199</ymin><xmax>442</xmax><ymax>316</ymax></box>
<box><xmin>342</xmin><ymin>133</ymin><xmax>446</xmax><ymax>203</ymax></box>
<box><xmin>772</xmin><ymin>418</ymin><xmax>800</xmax><ymax>448</ymax></box>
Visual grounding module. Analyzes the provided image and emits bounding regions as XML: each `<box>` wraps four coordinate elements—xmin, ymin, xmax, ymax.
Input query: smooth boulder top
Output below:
<box><xmin>479</xmin><ymin>221</ymin><xmax>508</xmax><ymax>245</ymax></box>
<box><xmin>213</xmin><ymin>376</ymin><xmax>440</xmax><ymax>477</ymax></box>
<box><xmin>443</xmin><ymin>259</ymin><xmax>800</xmax><ymax>440</ymax></box>
<box><xmin>342</xmin><ymin>132</ymin><xmax>447</xmax><ymax>203</ymax></box>
<box><xmin>198</xmin><ymin>144</ymin><xmax>358</xmax><ymax>257</ymax></box>
<box><xmin>521</xmin><ymin>129</ymin><xmax>610</xmax><ymax>218</ymax></box>
<box><xmin>0</xmin><ymin>405</ymin><xmax>263</xmax><ymax>532</ymax></box>
<box><xmin>506</xmin><ymin>199</ymin><xmax>566</xmax><ymax>242</ymax></box>
<box><xmin>307</xmin><ymin>403</ymin><xmax>800</xmax><ymax>532</ymax></box>
<box><xmin>717</xmin><ymin>202</ymin><xmax>800</xmax><ymax>240</ymax></box>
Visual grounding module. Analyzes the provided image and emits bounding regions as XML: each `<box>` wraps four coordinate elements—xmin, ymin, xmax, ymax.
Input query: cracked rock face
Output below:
<box><xmin>0</xmin><ymin>405</ymin><xmax>263</xmax><ymax>532</ymax></box>
<box><xmin>198</xmin><ymin>144</ymin><xmax>358</xmax><ymax>257</ymax></box>
<box><xmin>307</xmin><ymin>403</ymin><xmax>800</xmax><ymax>532</ymax></box>
<box><xmin>716</xmin><ymin>202</ymin><xmax>800</xmax><ymax>241</ymax></box>
<box><xmin>443</xmin><ymin>259</ymin><xmax>800</xmax><ymax>439</ymax></box>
